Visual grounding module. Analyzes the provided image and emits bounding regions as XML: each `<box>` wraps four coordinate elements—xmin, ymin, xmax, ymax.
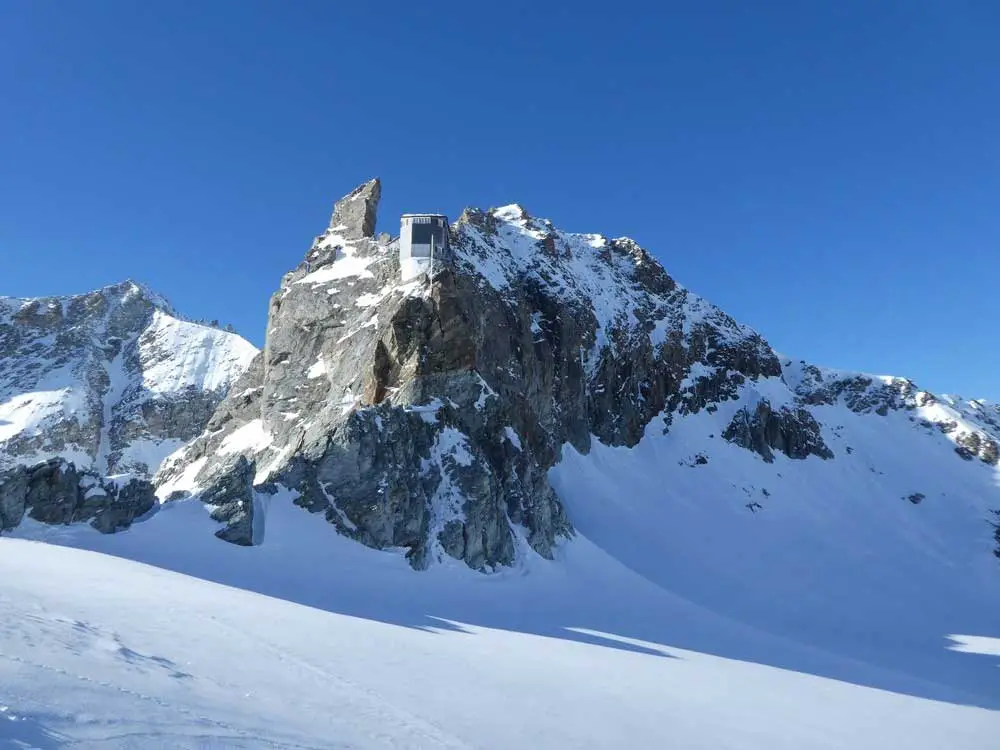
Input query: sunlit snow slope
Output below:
<box><xmin>0</xmin><ymin>281</ymin><xmax>258</xmax><ymax>476</ymax></box>
<box><xmin>3</xmin><ymin>507</ymin><xmax>999</xmax><ymax>749</ymax></box>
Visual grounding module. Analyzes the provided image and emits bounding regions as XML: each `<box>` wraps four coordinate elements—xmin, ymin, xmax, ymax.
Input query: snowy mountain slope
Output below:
<box><xmin>47</xmin><ymin>372</ymin><xmax>1000</xmax><ymax>716</ymax></box>
<box><xmin>456</xmin><ymin>202</ymin><xmax>759</xmax><ymax>362</ymax></box>
<box><xmin>142</xmin><ymin>181</ymin><xmax>1000</xmax><ymax>705</ymax></box>
<box><xmin>153</xmin><ymin>180</ymin><xmax>999</xmax><ymax>574</ymax></box>
<box><xmin>4</xmin><ymin>517</ymin><xmax>998</xmax><ymax>749</ymax></box>
<box><xmin>154</xmin><ymin>180</ymin><xmax>784</xmax><ymax>561</ymax></box>
<box><xmin>0</xmin><ymin>281</ymin><xmax>258</xmax><ymax>476</ymax></box>
<box><xmin>552</xmin><ymin>385</ymin><xmax>1000</xmax><ymax>703</ymax></box>
<box><xmin>2</xmin><ymin>180</ymin><xmax>998</xmax><ymax>746</ymax></box>
<box><xmin>0</xmin><ymin>281</ymin><xmax>259</xmax><ymax>537</ymax></box>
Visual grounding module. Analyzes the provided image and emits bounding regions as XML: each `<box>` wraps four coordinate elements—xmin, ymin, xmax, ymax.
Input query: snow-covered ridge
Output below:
<box><xmin>0</xmin><ymin>280</ymin><xmax>258</xmax><ymax>476</ymax></box>
<box><xmin>453</xmin><ymin>205</ymin><xmax>996</xmax><ymax>446</ymax></box>
<box><xmin>454</xmin><ymin>204</ymin><xmax>760</xmax><ymax>363</ymax></box>
<box><xmin>779</xmin><ymin>356</ymin><xmax>999</xmax><ymax>464</ymax></box>
<box><xmin>455</xmin><ymin>205</ymin><xmax>993</xmax><ymax>447</ymax></box>
<box><xmin>0</xmin><ymin>279</ymin><xmax>177</xmax><ymax>323</ymax></box>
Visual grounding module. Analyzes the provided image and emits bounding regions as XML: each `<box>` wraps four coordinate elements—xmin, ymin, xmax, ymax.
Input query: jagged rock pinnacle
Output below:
<box><xmin>329</xmin><ymin>178</ymin><xmax>381</xmax><ymax>238</ymax></box>
<box><xmin>150</xmin><ymin>181</ymin><xmax>1000</xmax><ymax>574</ymax></box>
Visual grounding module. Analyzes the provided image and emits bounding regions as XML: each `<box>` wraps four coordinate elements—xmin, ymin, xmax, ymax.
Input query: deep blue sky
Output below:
<box><xmin>2</xmin><ymin>1</ymin><xmax>997</xmax><ymax>398</ymax></box>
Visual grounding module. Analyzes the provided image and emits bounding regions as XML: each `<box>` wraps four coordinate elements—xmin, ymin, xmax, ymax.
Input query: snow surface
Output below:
<box><xmin>306</xmin><ymin>358</ymin><xmax>327</xmax><ymax>379</ymax></box>
<box><xmin>217</xmin><ymin>419</ymin><xmax>273</xmax><ymax>457</ymax></box>
<box><xmin>3</xmin><ymin>488</ymin><xmax>998</xmax><ymax>748</ymax></box>
<box><xmin>154</xmin><ymin>456</ymin><xmax>208</xmax><ymax>500</ymax></box>
<box><xmin>294</xmin><ymin>236</ymin><xmax>376</xmax><ymax>285</ymax></box>
<box><xmin>0</xmin><ymin>389</ymin><xmax>82</xmax><ymax>444</ymax></box>
<box><xmin>139</xmin><ymin>311</ymin><xmax>258</xmax><ymax>394</ymax></box>
<box><xmin>549</xmin><ymin>400</ymin><xmax>1000</xmax><ymax>709</ymax></box>
<box><xmin>503</xmin><ymin>425</ymin><xmax>522</xmax><ymax>450</ymax></box>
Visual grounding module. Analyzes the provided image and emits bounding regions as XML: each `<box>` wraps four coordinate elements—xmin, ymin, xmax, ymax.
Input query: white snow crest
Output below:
<box><xmin>504</xmin><ymin>426</ymin><xmax>522</xmax><ymax>450</ymax></box>
<box><xmin>218</xmin><ymin>419</ymin><xmax>273</xmax><ymax>456</ymax></box>
<box><xmin>455</xmin><ymin>207</ymin><xmax>763</xmax><ymax>364</ymax></box>
<box><xmin>155</xmin><ymin>455</ymin><xmax>208</xmax><ymax>500</ymax></box>
<box><xmin>406</xmin><ymin>398</ymin><xmax>445</xmax><ymax>424</ymax></box>
<box><xmin>139</xmin><ymin>311</ymin><xmax>258</xmax><ymax>395</ymax></box>
<box><xmin>473</xmin><ymin>372</ymin><xmax>497</xmax><ymax>410</ymax></box>
<box><xmin>436</xmin><ymin>427</ymin><xmax>474</xmax><ymax>468</ymax></box>
<box><xmin>295</xmin><ymin>237</ymin><xmax>376</xmax><ymax>285</ymax></box>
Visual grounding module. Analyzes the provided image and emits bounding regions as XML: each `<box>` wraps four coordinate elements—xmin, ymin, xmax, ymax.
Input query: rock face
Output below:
<box><xmin>993</xmin><ymin>511</ymin><xmax>1000</xmax><ymax>558</ymax></box>
<box><xmin>0</xmin><ymin>281</ymin><xmax>258</xmax><ymax>475</ymax></box>
<box><xmin>202</xmin><ymin>455</ymin><xmax>257</xmax><ymax>546</ymax></box>
<box><xmin>723</xmin><ymin>400</ymin><xmax>833</xmax><ymax>462</ymax></box>
<box><xmin>0</xmin><ymin>459</ymin><xmax>156</xmax><ymax>534</ymax></box>
<box><xmin>329</xmin><ymin>178</ymin><xmax>381</xmax><ymax>237</ymax></box>
<box><xmin>5</xmin><ymin>182</ymin><xmax>999</xmax><ymax>571</ymax></box>
<box><xmin>156</xmin><ymin>181</ymin><xmax>820</xmax><ymax>569</ymax></box>
<box><xmin>0</xmin><ymin>281</ymin><xmax>259</xmax><ymax>535</ymax></box>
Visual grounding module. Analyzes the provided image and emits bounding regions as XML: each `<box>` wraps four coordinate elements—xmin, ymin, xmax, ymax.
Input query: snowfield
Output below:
<box><xmin>3</xmin><ymin>469</ymin><xmax>999</xmax><ymax>749</ymax></box>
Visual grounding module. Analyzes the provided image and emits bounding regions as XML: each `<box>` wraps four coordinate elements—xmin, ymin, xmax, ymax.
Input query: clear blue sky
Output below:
<box><xmin>1</xmin><ymin>1</ymin><xmax>997</xmax><ymax>398</ymax></box>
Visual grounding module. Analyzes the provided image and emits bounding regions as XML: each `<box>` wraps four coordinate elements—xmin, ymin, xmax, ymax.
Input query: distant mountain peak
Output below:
<box><xmin>0</xmin><ymin>279</ymin><xmax>259</xmax><ymax>533</ymax></box>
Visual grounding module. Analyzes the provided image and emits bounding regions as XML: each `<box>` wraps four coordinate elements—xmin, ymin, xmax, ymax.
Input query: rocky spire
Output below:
<box><xmin>329</xmin><ymin>178</ymin><xmax>381</xmax><ymax>238</ymax></box>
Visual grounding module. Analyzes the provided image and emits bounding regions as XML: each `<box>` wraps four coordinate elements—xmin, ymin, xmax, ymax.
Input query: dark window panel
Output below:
<box><xmin>410</xmin><ymin>224</ymin><xmax>445</xmax><ymax>246</ymax></box>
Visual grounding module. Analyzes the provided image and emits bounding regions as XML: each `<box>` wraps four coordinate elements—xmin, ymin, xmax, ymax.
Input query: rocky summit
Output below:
<box><xmin>2</xmin><ymin>183</ymin><xmax>998</xmax><ymax>570</ymax></box>
<box><xmin>0</xmin><ymin>281</ymin><xmax>257</xmax><ymax>533</ymax></box>
<box><xmin>145</xmin><ymin>179</ymin><xmax>1000</xmax><ymax>570</ymax></box>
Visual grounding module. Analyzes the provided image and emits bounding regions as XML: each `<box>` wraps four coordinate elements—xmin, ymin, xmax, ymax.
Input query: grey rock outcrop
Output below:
<box><xmin>89</xmin><ymin>477</ymin><xmax>157</xmax><ymax>534</ymax></box>
<box><xmin>992</xmin><ymin>510</ymin><xmax>1000</xmax><ymax>558</ymax></box>
<box><xmin>156</xmin><ymin>182</ymin><xmax>791</xmax><ymax>570</ymax></box>
<box><xmin>329</xmin><ymin>177</ymin><xmax>381</xmax><ymax>238</ymax></box>
<box><xmin>0</xmin><ymin>458</ymin><xmax>155</xmax><ymax>533</ymax></box>
<box><xmin>784</xmin><ymin>359</ymin><xmax>923</xmax><ymax>416</ymax></box>
<box><xmin>723</xmin><ymin>400</ymin><xmax>834</xmax><ymax>463</ymax></box>
<box><xmin>202</xmin><ymin>456</ymin><xmax>257</xmax><ymax>546</ymax></box>
<box><xmin>954</xmin><ymin>430</ymin><xmax>999</xmax><ymax>465</ymax></box>
<box><xmin>0</xmin><ymin>468</ymin><xmax>28</xmax><ymax>530</ymax></box>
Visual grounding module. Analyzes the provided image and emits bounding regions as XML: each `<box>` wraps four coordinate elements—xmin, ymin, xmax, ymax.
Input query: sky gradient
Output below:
<box><xmin>1</xmin><ymin>1</ymin><xmax>997</xmax><ymax>398</ymax></box>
